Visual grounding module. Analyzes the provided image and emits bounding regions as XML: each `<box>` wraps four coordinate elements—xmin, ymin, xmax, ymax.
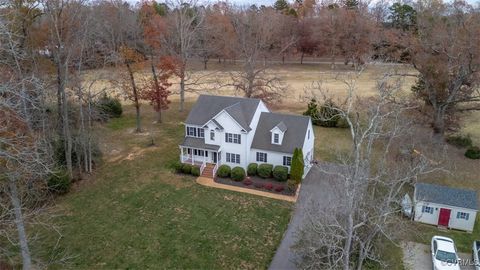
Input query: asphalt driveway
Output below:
<box><xmin>269</xmin><ymin>163</ymin><xmax>345</xmax><ymax>270</ymax></box>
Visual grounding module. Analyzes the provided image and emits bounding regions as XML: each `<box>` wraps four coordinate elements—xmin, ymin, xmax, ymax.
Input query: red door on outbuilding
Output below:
<box><xmin>438</xmin><ymin>208</ymin><xmax>451</xmax><ymax>227</ymax></box>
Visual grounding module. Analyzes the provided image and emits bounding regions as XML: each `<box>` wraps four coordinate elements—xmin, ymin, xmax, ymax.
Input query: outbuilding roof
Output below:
<box><xmin>185</xmin><ymin>95</ymin><xmax>260</xmax><ymax>131</ymax></box>
<box><xmin>415</xmin><ymin>182</ymin><xmax>479</xmax><ymax>210</ymax></box>
<box><xmin>251</xmin><ymin>112</ymin><xmax>311</xmax><ymax>154</ymax></box>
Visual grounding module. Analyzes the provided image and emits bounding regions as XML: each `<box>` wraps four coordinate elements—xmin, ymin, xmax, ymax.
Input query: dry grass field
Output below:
<box><xmin>51</xmin><ymin>60</ymin><xmax>476</xmax><ymax>268</ymax></box>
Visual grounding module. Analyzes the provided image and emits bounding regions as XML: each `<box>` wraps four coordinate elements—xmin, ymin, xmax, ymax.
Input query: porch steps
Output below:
<box><xmin>201</xmin><ymin>163</ymin><xmax>216</xmax><ymax>179</ymax></box>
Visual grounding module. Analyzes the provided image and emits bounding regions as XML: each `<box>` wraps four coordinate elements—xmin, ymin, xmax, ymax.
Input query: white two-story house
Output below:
<box><xmin>179</xmin><ymin>95</ymin><xmax>315</xmax><ymax>178</ymax></box>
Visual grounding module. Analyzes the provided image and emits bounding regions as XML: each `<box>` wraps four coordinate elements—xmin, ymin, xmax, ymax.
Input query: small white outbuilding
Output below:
<box><xmin>413</xmin><ymin>182</ymin><xmax>479</xmax><ymax>232</ymax></box>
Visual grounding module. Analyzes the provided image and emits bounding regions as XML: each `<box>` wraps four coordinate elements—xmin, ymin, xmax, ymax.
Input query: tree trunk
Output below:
<box><xmin>282</xmin><ymin>54</ymin><xmax>285</xmax><ymax>64</ymax></box>
<box><xmin>203</xmin><ymin>57</ymin><xmax>208</xmax><ymax>70</ymax></box>
<box><xmin>57</xmin><ymin>60</ymin><xmax>73</xmax><ymax>179</ymax></box>
<box><xmin>301</xmin><ymin>52</ymin><xmax>304</xmax><ymax>65</ymax></box>
<box><xmin>343</xmin><ymin>212</ymin><xmax>354</xmax><ymax>270</ymax></box>
<box><xmin>150</xmin><ymin>61</ymin><xmax>162</xmax><ymax>123</ymax></box>
<box><xmin>432</xmin><ymin>107</ymin><xmax>446</xmax><ymax>141</ymax></box>
<box><xmin>179</xmin><ymin>70</ymin><xmax>185</xmax><ymax>112</ymax></box>
<box><xmin>126</xmin><ymin>62</ymin><xmax>141</xmax><ymax>132</ymax></box>
<box><xmin>9</xmin><ymin>179</ymin><xmax>32</xmax><ymax>270</ymax></box>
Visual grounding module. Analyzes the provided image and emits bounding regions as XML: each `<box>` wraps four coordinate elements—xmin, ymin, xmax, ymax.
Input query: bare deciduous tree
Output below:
<box><xmin>293</xmin><ymin>69</ymin><xmax>442</xmax><ymax>270</ymax></box>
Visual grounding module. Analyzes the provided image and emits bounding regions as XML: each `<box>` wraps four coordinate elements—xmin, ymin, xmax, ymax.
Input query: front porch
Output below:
<box><xmin>179</xmin><ymin>146</ymin><xmax>221</xmax><ymax>178</ymax></box>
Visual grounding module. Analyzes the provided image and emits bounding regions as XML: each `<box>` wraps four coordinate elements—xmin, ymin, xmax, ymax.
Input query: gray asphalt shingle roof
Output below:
<box><xmin>180</xmin><ymin>137</ymin><xmax>220</xmax><ymax>151</ymax></box>
<box><xmin>185</xmin><ymin>95</ymin><xmax>260</xmax><ymax>131</ymax></box>
<box><xmin>415</xmin><ymin>182</ymin><xmax>479</xmax><ymax>210</ymax></box>
<box><xmin>274</xmin><ymin>121</ymin><xmax>287</xmax><ymax>132</ymax></box>
<box><xmin>251</xmin><ymin>112</ymin><xmax>311</xmax><ymax>154</ymax></box>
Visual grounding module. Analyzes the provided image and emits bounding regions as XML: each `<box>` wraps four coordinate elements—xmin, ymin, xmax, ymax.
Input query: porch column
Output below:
<box><xmin>191</xmin><ymin>148</ymin><xmax>194</xmax><ymax>165</ymax></box>
<box><xmin>180</xmin><ymin>147</ymin><xmax>184</xmax><ymax>162</ymax></box>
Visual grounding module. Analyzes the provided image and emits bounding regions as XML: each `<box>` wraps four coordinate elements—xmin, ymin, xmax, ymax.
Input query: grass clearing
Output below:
<box><xmin>33</xmin><ymin>103</ymin><xmax>292</xmax><ymax>269</ymax></box>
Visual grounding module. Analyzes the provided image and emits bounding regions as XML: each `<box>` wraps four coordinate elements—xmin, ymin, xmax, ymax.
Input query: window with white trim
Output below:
<box><xmin>210</xmin><ymin>130</ymin><xmax>215</xmax><ymax>140</ymax></box>
<box><xmin>186</xmin><ymin>126</ymin><xmax>204</xmax><ymax>138</ymax></box>
<box><xmin>456</xmin><ymin>212</ymin><xmax>469</xmax><ymax>220</ymax></box>
<box><xmin>273</xmin><ymin>133</ymin><xmax>279</xmax><ymax>144</ymax></box>
<box><xmin>225</xmin><ymin>133</ymin><xmax>241</xmax><ymax>144</ymax></box>
<box><xmin>283</xmin><ymin>156</ymin><xmax>292</xmax><ymax>166</ymax></box>
<box><xmin>187</xmin><ymin>126</ymin><xmax>196</xmax><ymax>137</ymax></box>
<box><xmin>308</xmin><ymin>130</ymin><xmax>310</xmax><ymax>139</ymax></box>
<box><xmin>226</xmin><ymin>153</ymin><xmax>240</xmax><ymax>164</ymax></box>
<box><xmin>421</xmin><ymin>205</ymin><xmax>433</xmax><ymax>214</ymax></box>
<box><xmin>256</xmin><ymin>152</ymin><xmax>267</xmax><ymax>162</ymax></box>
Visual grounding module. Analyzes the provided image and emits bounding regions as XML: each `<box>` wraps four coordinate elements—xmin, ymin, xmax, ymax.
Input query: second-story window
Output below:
<box><xmin>225</xmin><ymin>133</ymin><xmax>241</xmax><ymax>144</ymax></box>
<box><xmin>210</xmin><ymin>130</ymin><xmax>215</xmax><ymax>140</ymax></box>
<box><xmin>186</xmin><ymin>126</ymin><xmax>205</xmax><ymax>138</ymax></box>
<box><xmin>273</xmin><ymin>133</ymin><xmax>279</xmax><ymax>144</ymax></box>
<box><xmin>187</xmin><ymin>127</ymin><xmax>196</xmax><ymax>137</ymax></box>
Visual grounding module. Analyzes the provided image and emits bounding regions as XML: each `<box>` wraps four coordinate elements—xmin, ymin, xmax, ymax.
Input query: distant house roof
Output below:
<box><xmin>415</xmin><ymin>183</ymin><xmax>479</xmax><ymax>210</ymax></box>
<box><xmin>185</xmin><ymin>95</ymin><xmax>260</xmax><ymax>131</ymax></box>
<box><xmin>180</xmin><ymin>137</ymin><xmax>220</xmax><ymax>151</ymax></box>
<box><xmin>251</xmin><ymin>112</ymin><xmax>311</xmax><ymax>154</ymax></box>
<box><xmin>272</xmin><ymin>121</ymin><xmax>287</xmax><ymax>132</ymax></box>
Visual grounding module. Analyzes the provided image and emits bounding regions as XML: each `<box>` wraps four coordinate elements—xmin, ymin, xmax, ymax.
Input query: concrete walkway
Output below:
<box><xmin>196</xmin><ymin>177</ymin><xmax>299</xmax><ymax>202</ymax></box>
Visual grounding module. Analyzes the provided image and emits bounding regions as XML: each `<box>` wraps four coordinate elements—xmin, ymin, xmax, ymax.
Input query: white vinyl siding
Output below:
<box><xmin>226</xmin><ymin>153</ymin><xmax>240</xmax><ymax>164</ymax></box>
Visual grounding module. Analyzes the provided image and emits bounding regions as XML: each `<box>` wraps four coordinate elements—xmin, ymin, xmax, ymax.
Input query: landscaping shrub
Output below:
<box><xmin>191</xmin><ymin>166</ymin><xmax>200</xmax><ymax>176</ymax></box>
<box><xmin>264</xmin><ymin>183</ymin><xmax>273</xmax><ymax>190</ymax></box>
<box><xmin>254</xmin><ymin>182</ymin><xmax>264</xmax><ymax>188</ymax></box>
<box><xmin>303</xmin><ymin>98</ymin><xmax>321</xmax><ymax>125</ymax></box>
<box><xmin>243</xmin><ymin>178</ymin><xmax>253</xmax><ymax>186</ymax></box>
<box><xmin>231</xmin><ymin>167</ymin><xmax>246</xmax><ymax>181</ymax></box>
<box><xmin>47</xmin><ymin>169</ymin><xmax>72</xmax><ymax>194</ymax></box>
<box><xmin>247</xmin><ymin>163</ymin><xmax>258</xmax><ymax>176</ymax></box>
<box><xmin>97</xmin><ymin>94</ymin><xmax>123</xmax><ymax>119</ymax></box>
<box><xmin>272</xmin><ymin>166</ymin><xmax>288</xmax><ymax>182</ymax></box>
<box><xmin>287</xmin><ymin>179</ymin><xmax>297</xmax><ymax>192</ymax></box>
<box><xmin>181</xmin><ymin>164</ymin><xmax>193</xmax><ymax>174</ymax></box>
<box><xmin>171</xmin><ymin>161</ymin><xmax>183</xmax><ymax>173</ymax></box>
<box><xmin>446</xmin><ymin>134</ymin><xmax>473</xmax><ymax>148</ymax></box>
<box><xmin>465</xmin><ymin>146</ymin><xmax>480</xmax><ymax>159</ymax></box>
<box><xmin>274</xmin><ymin>185</ymin><xmax>285</xmax><ymax>192</ymax></box>
<box><xmin>290</xmin><ymin>148</ymin><xmax>304</xmax><ymax>184</ymax></box>
<box><xmin>217</xmin><ymin>165</ymin><xmax>231</xmax><ymax>178</ymax></box>
<box><xmin>257</xmin><ymin>164</ymin><xmax>273</xmax><ymax>179</ymax></box>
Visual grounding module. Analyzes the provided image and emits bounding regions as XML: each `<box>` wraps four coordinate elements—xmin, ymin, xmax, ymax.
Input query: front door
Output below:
<box><xmin>438</xmin><ymin>208</ymin><xmax>451</xmax><ymax>227</ymax></box>
<box><xmin>213</xmin><ymin>152</ymin><xmax>217</xmax><ymax>163</ymax></box>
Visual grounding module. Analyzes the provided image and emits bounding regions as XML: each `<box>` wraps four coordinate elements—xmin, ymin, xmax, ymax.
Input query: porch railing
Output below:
<box><xmin>200</xmin><ymin>161</ymin><xmax>206</xmax><ymax>175</ymax></box>
<box><xmin>212</xmin><ymin>163</ymin><xmax>219</xmax><ymax>178</ymax></box>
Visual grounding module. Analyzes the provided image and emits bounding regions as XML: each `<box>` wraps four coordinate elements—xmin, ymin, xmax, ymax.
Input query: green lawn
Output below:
<box><xmin>33</xmin><ymin>103</ymin><xmax>292</xmax><ymax>269</ymax></box>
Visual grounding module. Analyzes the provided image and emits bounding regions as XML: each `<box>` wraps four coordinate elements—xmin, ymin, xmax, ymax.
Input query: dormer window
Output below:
<box><xmin>273</xmin><ymin>133</ymin><xmax>279</xmax><ymax>144</ymax></box>
<box><xmin>270</xmin><ymin>121</ymin><xmax>286</xmax><ymax>145</ymax></box>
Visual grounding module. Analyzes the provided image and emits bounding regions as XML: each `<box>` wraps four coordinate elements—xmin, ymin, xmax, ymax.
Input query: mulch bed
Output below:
<box><xmin>215</xmin><ymin>175</ymin><xmax>297</xmax><ymax>196</ymax></box>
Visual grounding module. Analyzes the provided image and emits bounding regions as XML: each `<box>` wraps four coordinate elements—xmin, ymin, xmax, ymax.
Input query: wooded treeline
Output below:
<box><xmin>1</xmin><ymin>0</ymin><xmax>479</xmax><ymax>268</ymax></box>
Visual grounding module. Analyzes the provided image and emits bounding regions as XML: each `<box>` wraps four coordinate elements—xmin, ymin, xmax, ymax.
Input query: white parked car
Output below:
<box><xmin>473</xmin><ymin>240</ymin><xmax>480</xmax><ymax>270</ymax></box>
<box><xmin>431</xmin><ymin>236</ymin><xmax>461</xmax><ymax>270</ymax></box>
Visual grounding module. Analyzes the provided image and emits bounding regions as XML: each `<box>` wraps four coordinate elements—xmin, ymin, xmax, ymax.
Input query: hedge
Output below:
<box><xmin>447</xmin><ymin>134</ymin><xmax>473</xmax><ymax>148</ymax></box>
<box><xmin>465</xmin><ymin>146</ymin><xmax>480</xmax><ymax>159</ymax></box>
<box><xmin>181</xmin><ymin>164</ymin><xmax>193</xmax><ymax>174</ymax></box>
<box><xmin>217</xmin><ymin>165</ymin><xmax>231</xmax><ymax>178</ymax></box>
<box><xmin>258</xmin><ymin>164</ymin><xmax>273</xmax><ymax>179</ymax></box>
<box><xmin>171</xmin><ymin>161</ymin><xmax>183</xmax><ymax>173</ymax></box>
<box><xmin>247</xmin><ymin>163</ymin><xmax>258</xmax><ymax>176</ymax></box>
<box><xmin>191</xmin><ymin>166</ymin><xmax>201</xmax><ymax>176</ymax></box>
<box><xmin>273</xmin><ymin>166</ymin><xmax>288</xmax><ymax>182</ymax></box>
<box><xmin>231</xmin><ymin>167</ymin><xmax>246</xmax><ymax>181</ymax></box>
